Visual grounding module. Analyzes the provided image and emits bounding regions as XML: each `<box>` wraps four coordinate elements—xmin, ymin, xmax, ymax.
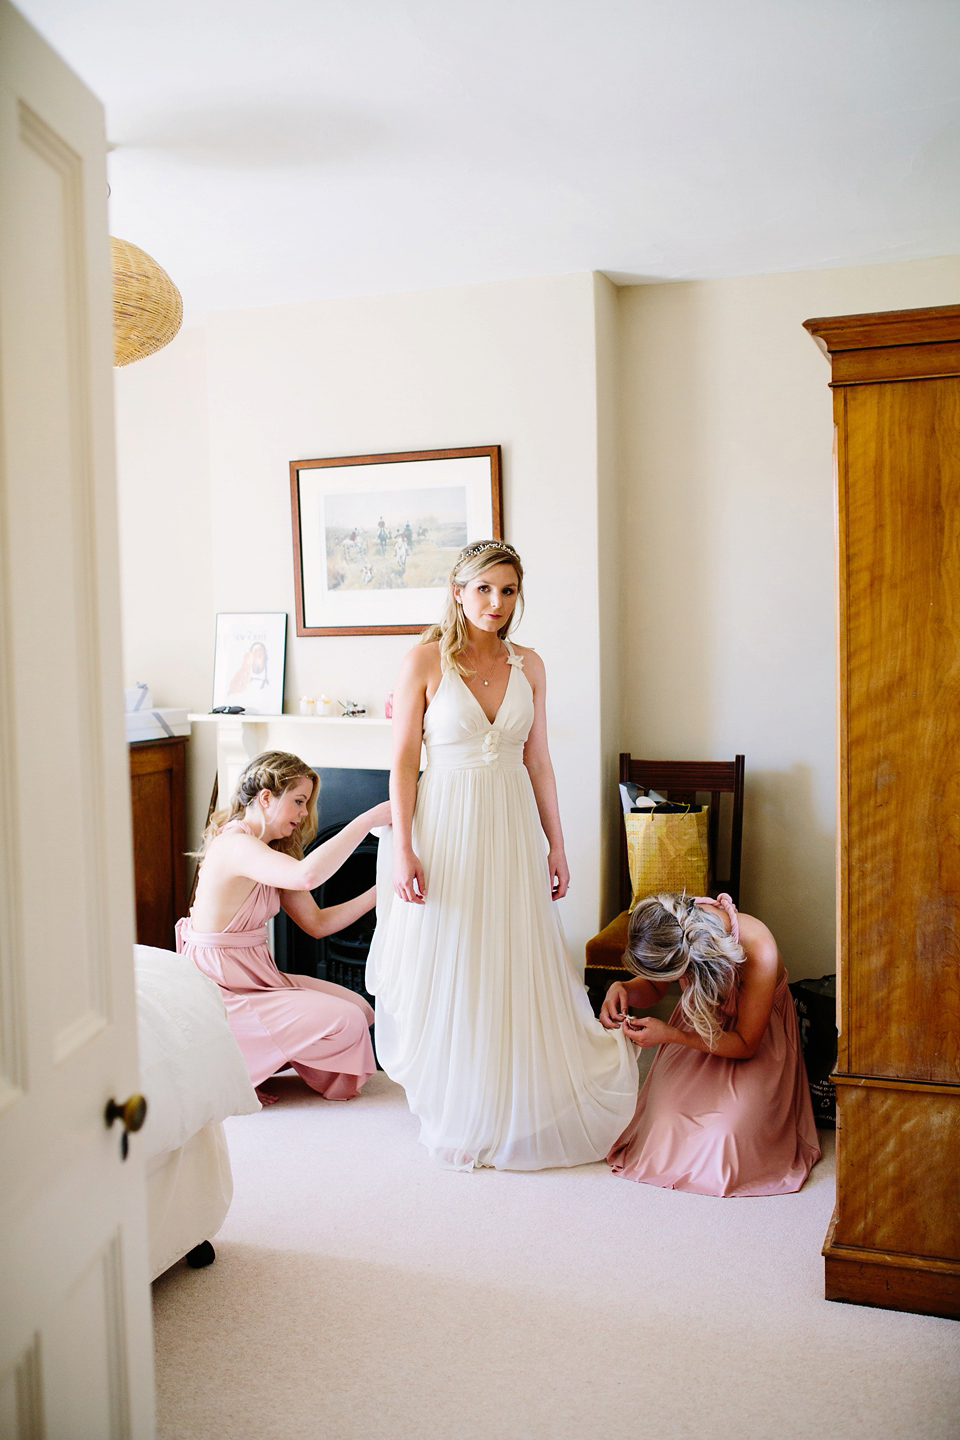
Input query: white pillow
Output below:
<box><xmin>135</xmin><ymin>944</ymin><xmax>260</xmax><ymax>1161</ymax></box>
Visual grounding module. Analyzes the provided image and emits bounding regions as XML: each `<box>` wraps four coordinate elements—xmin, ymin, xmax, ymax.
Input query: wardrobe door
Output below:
<box><xmin>805</xmin><ymin>305</ymin><xmax>960</xmax><ymax>1320</ymax></box>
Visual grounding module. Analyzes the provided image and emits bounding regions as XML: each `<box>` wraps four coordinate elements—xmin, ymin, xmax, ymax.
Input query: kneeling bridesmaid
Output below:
<box><xmin>601</xmin><ymin>893</ymin><xmax>820</xmax><ymax>1197</ymax></box>
<box><xmin>179</xmin><ymin>751</ymin><xmax>390</xmax><ymax>1103</ymax></box>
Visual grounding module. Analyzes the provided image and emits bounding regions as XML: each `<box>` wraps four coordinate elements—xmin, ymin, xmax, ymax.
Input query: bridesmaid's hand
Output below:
<box><xmin>394</xmin><ymin>848</ymin><xmax>426</xmax><ymax>904</ymax></box>
<box><xmin>547</xmin><ymin>849</ymin><xmax>569</xmax><ymax>900</ymax></box>
<box><xmin>366</xmin><ymin>801</ymin><xmax>392</xmax><ymax>830</ymax></box>
<box><xmin>599</xmin><ymin>982</ymin><xmax>629</xmax><ymax>1029</ymax></box>
<box><xmin>623</xmin><ymin>1016</ymin><xmax>673</xmax><ymax>1049</ymax></box>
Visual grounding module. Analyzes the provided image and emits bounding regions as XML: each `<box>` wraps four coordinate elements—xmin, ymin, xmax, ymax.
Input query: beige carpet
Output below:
<box><xmin>153</xmin><ymin>1073</ymin><xmax>959</xmax><ymax>1440</ymax></box>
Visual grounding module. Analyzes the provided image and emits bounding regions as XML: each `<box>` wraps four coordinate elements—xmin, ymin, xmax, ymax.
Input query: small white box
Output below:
<box><xmin>124</xmin><ymin>683</ymin><xmax>153</xmax><ymax>713</ymax></box>
<box><xmin>125</xmin><ymin>708</ymin><xmax>190</xmax><ymax>743</ymax></box>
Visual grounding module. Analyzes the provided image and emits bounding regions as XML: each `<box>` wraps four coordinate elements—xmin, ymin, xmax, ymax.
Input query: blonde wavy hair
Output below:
<box><xmin>420</xmin><ymin>540</ymin><xmax>524</xmax><ymax>677</ymax></box>
<box><xmin>625</xmin><ymin>893</ymin><xmax>745</xmax><ymax>1050</ymax></box>
<box><xmin>195</xmin><ymin>751</ymin><xmax>319</xmax><ymax>860</ymax></box>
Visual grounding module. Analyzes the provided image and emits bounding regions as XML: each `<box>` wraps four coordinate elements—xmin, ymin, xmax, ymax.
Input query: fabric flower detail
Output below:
<box><xmin>506</xmin><ymin>651</ymin><xmax>524</xmax><ymax>670</ymax></box>
<box><xmin>482</xmin><ymin>730</ymin><xmax>500</xmax><ymax>765</ymax></box>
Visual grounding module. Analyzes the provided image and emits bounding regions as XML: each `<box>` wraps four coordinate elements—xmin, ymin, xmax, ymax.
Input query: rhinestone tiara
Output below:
<box><xmin>459</xmin><ymin>539</ymin><xmax>520</xmax><ymax>561</ymax></box>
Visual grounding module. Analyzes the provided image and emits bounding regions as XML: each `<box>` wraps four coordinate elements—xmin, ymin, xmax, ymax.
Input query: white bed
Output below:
<box><xmin>135</xmin><ymin>944</ymin><xmax>260</xmax><ymax>1280</ymax></box>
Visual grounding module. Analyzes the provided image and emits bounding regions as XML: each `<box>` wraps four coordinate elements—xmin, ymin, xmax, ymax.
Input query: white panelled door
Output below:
<box><xmin>0</xmin><ymin>4</ymin><xmax>156</xmax><ymax>1436</ymax></box>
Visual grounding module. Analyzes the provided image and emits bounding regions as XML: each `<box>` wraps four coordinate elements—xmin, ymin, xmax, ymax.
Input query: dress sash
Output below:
<box><xmin>175</xmin><ymin>916</ymin><xmax>268</xmax><ymax>951</ymax></box>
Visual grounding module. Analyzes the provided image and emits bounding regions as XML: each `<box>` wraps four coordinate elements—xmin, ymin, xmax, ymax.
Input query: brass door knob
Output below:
<box><xmin>105</xmin><ymin>1094</ymin><xmax>147</xmax><ymax>1159</ymax></box>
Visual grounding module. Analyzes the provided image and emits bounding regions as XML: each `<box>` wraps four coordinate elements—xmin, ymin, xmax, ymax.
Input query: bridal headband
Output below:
<box><xmin>459</xmin><ymin>540</ymin><xmax>521</xmax><ymax>562</ymax></box>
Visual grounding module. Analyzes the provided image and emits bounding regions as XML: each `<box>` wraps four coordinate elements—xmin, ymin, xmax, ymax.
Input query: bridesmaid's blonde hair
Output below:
<box><xmin>421</xmin><ymin>540</ymin><xmax>524</xmax><ymax>677</ymax></box>
<box><xmin>625</xmin><ymin>894</ymin><xmax>745</xmax><ymax>1050</ymax></box>
<box><xmin>196</xmin><ymin>751</ymin><xmax>319</xmax><ymax>859</ymax></box>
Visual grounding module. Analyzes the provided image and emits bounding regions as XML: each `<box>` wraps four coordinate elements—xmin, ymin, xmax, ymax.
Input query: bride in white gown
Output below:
<box><xmin>366</xmin><ymin>540</ymin><xmax>638</xmax><ymax>1170</ymax></box>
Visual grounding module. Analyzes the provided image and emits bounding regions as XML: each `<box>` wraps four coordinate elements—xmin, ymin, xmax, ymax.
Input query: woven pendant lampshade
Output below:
<box><xmin>110</xmin><ymin>237</ymin><xmax>183</xmax><ymax>367</ymax></box>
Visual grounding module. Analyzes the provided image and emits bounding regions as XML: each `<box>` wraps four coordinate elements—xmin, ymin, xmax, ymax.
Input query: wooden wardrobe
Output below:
<box><xmin>804</xmin><ymin>304</ymin><xmax>960</xmax><ymax>1320</ymax></box>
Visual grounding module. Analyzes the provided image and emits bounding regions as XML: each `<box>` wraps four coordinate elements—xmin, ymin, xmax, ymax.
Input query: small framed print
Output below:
<box><xmin>212</xmin><ymin>612</ymin><xmax>287</xmax><ymax>715</ymax></box>
<box><xmin>290</xmin><ymin>445</ymin><xmax>503</xmax><ymax>636</ymax></box>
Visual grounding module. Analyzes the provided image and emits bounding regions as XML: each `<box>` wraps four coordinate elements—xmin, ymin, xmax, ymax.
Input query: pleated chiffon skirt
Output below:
<box><xmin>367</xmin><ymin>755</ymin><xmax>639</xmax><ymax>1171</ymax></box>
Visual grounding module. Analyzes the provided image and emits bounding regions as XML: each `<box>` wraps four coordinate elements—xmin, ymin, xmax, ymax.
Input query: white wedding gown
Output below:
<box><xmin>366</xmin><ymin>642</ymin><xmax>639</xmax><ymax>1170</ymax></box>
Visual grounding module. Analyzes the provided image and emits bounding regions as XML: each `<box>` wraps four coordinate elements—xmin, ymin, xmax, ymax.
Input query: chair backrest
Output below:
<box><xmin>618</xmin><ymin>754</ymin><xmax>745</xmax><ymax>911</ymax></box>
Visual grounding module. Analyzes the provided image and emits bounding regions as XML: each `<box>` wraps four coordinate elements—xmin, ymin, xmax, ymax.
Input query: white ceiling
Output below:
<box><xmin>17</xmin><ymin>0</ymin><xmax>960</xmax><ymax>321</ymax></box>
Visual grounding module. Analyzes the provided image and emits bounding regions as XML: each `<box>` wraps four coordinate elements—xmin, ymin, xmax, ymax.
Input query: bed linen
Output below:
<box><xmin>146</xmin><ymin>1123</ymin><xmax>233</xmax><ymax>1280</ymax></box>
<box><xmin>135</xmin><ymin>943</ymin><xmax>260</xmax><ymax>1162</ymax></box>
<box><xmin>135</xmin><ymin>943</ymin><xmax>260</xmax><ymax>1276</ymax></box>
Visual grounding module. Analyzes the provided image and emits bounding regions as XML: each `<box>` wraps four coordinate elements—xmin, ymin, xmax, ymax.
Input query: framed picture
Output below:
<box><xmin>289</xmin><ymin>445</ymin><xmax>503</xmax><ymax>636</ymax></box>
<box><xmin>212</xmin><ymin>612</ymin><xmax>287</xmax><ymax>715</ymax></box>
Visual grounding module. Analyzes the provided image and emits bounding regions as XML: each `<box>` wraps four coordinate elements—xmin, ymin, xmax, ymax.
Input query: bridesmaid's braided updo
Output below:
<box><xmin>624</xmin><ymin>894</ymin><xmax>745</xmax><ymax>1049</ymax></box>
<box><xmin>196</xmin><ymin>750</ymin><xmax>319</xmax><ymax>859</ymax></box>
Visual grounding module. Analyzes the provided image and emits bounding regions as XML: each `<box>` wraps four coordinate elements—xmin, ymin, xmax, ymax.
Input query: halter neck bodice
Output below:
<box><xmin>424</xmin><ymin>640</ymin><xmax>533</xmax><ymax>771</ymax></box>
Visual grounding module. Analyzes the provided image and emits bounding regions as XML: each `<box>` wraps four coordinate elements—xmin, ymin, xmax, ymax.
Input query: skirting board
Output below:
<box><xmin>823</xmin><ymin>1212</ymin><xmax>960</xmax><ymax>1320</ymax></box>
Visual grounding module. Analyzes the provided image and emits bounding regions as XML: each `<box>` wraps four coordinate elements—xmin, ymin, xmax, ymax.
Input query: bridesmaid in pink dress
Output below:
<box><xmin>178</xmin><ymin>751</ymin><xmax>391</xmax><ymax>1102</ymax></box>
<box><xmin>601</xmin><ymin>893</ymin><xmax>820</xmax><ymax>1196</ymax></box>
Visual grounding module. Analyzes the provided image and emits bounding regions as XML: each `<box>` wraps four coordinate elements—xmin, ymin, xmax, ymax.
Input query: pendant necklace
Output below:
<box><xmin>472</xmin><ymin>642</ymin><xmax>503</xmax><ymax>686</ymax></box>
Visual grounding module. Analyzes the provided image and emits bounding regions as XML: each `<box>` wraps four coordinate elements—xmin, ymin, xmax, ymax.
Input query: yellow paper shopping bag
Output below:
<box><xmin>624</xmin><ymin>808</ymin><xmax>709</xmax><ymax>910</ymax></box>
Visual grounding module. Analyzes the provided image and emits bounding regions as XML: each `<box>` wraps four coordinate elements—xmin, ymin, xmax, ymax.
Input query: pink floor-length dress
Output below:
<box><xmin>177</xmin><ymin>830</ymin><xmax>376</xmax><ymax>1101</ymax></box>
<box><xmin>608</xmin><ymin>972</ymin><xmax>821</xmax><ymax>1196</ymax></box>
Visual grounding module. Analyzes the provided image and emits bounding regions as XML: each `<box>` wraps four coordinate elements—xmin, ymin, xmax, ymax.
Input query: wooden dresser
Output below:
<box><xmin>804</xmin><ymin>304</ymin><xmax>960</xmax><ymax>1319</ymax></box>
<box><xmin>128</xmin><ymin>736</ymin><xmax>188</xmax><ymax>951</ymax></box>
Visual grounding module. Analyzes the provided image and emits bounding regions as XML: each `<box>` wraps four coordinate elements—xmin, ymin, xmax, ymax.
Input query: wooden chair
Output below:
<box><xmin>585</xmin><ymin>754</ymin><xmax>745</xmax><ymax>986</ymax></box>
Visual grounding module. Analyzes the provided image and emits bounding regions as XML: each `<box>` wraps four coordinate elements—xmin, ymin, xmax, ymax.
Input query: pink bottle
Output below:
<box><xmin>384</xmin><ymin>692</ymin><xmax>394</xmax><ymax>719</ymax></box>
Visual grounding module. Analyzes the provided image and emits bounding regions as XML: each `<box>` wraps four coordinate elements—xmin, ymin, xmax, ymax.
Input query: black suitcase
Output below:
<box><xmin>790</xmin><ymin>974</ymin><xmax>837</xmax><ymax>1127</ymax></box>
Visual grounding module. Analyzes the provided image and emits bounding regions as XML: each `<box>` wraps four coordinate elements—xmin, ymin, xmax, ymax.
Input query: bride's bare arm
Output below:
<box><xmin>389</xmin><ymin>645</ymin><xmax>432</xmax><ymax>903</ymax></box>
<box><xmin>520</xmin><ymin>651</ymin><xmax>570</xmax><ymax>900</ymax></box>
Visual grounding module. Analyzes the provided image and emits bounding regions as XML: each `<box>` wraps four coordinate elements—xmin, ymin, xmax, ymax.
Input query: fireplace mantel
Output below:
<box><xmin>188</xmin><ymin>712</ymin><xmax>401</xmax><ymax>801</ymax></box>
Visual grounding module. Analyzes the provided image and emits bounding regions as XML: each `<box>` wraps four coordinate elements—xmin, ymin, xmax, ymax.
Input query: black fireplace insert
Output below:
<box><xmin>273</xmin><ymin>767</ymin><xmax>389</xmax><ymax>1017</ymax></box>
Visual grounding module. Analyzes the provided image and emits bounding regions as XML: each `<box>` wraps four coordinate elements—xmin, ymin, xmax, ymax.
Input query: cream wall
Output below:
<box><xmin>116</xmin><ymin>272</ymin><xmax>615</xmax><ymax>952</ymax></box>
<box><xmin>114</xmin><ymin>324</ymin><xmax>218</xmax><ymax>864</ymax></box>
<box><xmin>115</xmin><ymin>254</ymin><xmax>960</xmax><ymax>976</ymax></box>
<box><xmin>618</xmin><ymin>253</ymin><xmax>960</xmax><ymax>979</ymax></box>
<box><xmin>115</xmin><ymin>325</ymin><xmax>212</xmax><ymax>708</ymax></box>
<box><xmin>593</xmin><ymin>273</ymin><xmax>623</xmax><ymax>924</ymax></box>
